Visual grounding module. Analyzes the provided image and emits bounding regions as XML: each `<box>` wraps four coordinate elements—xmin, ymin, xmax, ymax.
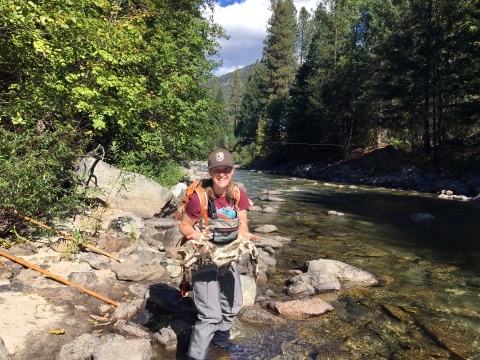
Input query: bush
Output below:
<box><xmin>0</xmin><ymin>128</ymin><xmax>87</xmax><ymax>235</ymax></box>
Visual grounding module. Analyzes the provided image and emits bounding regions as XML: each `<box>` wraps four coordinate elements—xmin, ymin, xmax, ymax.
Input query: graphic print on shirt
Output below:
<box><xmin>216</xmin><ymin>205</ymin><xmax>237</xmax><ymax>219</ymax></box>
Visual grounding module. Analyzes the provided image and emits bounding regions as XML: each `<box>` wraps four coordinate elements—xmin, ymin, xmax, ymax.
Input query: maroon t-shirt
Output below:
<box><xmin>185</xmin><ymin>188</ymin><xmax>250</xmax><ymax>220</ymax></box>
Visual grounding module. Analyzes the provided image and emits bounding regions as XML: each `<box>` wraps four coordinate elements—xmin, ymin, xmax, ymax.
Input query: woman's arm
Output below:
<box><xmin>238</xmin><ymin>209</ymin><xmax>259</xmax><ymax>241</ymax></box>
<box><xmin>179</xmin><ymin>213</ymin><xmax>204</xmax><ymax>240</ymax></box>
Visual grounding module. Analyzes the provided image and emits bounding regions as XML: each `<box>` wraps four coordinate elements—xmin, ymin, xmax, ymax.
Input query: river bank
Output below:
<box><xmin>245</xmin><ymin>144</ymin><xmax>480</xmax><ymax>200</ymax></box>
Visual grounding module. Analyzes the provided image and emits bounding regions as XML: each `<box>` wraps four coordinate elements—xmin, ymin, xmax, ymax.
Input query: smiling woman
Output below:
<box><xmin>179</xmin><ymin>148</ymin><xmax>259</xmax><ymax>360</ymax></box>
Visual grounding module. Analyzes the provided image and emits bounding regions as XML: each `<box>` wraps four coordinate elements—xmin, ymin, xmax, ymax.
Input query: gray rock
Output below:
<box><xmin>407</xmin><ymin>213</ymin><xmax>436</xmax><ymax>222</ymax></box>
<box><xmin>95</xmin><ymin>233</ymin><xmax>131</xmax><ymax>253</ymax></box>
<box><xmin>92</xmin><ymin>339</ymin><xmax>152</xmax><ymax>360</ymax></box>
<box><xmin>128</xmin><ymin>284</ymin><xmax>149</xmax><ymax>299</ymax></box>
<box><xmin>0</xmin><ymin>336</ymin><xmax>13</xmax><ymax>360</ymax></box>
<box><xmin>111</xmin><ymin>263</ymin><xmax>165</xmax><ymax>281</ymax></box>
<box><xmin>80</xmin><ymin>253</ymin><xmax>111</xmax><ymax>270</ymax></box>
<box><xmin>7</xmin><ymin>243</ymin><xmax>37</xmax><ymax>256</ymax></box>
<box><xmin>59</xmin><ymin>333</ymin><xmax>102</xmax><ymax>360</ymax></box>
<box><xmin>77</xmin><ymin>157</ymin><xmax>178</xmax><ymax>218</ymax></box>
<box><xmin>262</xmin><ymin>207</ymin><xmax>278</xmax><ymax>214</ymax></box>
<box><xmin>119</xmin><ymin>323</ymin><xmax>150</xmax><ymax>338</ymax></box>
<box><xmin>129</xmin><ymin>250</ymin><xmax>164</xmax><ymax>265</ymax></box>
<box><xmin>163</xmin><ymin>228</ymin><xmax>183</xmax><ymax>249</ymax></box>
<box><xmin>247</xmin><ymin>206</ymin><xmax>263</xmax><ymax>212</ymax></box>
<box><xmin>107</xmin><ymin>216</ymin><xmax>144</xmax><ymax>235</ymax></box>
<box><xmin>287</xmin><ymin>282</ymin><xmax>315</xmax><ymax>297</ymax></box>
<box><xmin>153</xmin><ymin>326</ymin><xmax>177</xmax><ymax>351</ymax></box>
<box><xmin>328</xmin><ymin>210</ymin><xmax>346</xmax><ymax>217</ymax></box>
<box><xmin>67</xmin><ymin>271</ymin><xmax>99</xmax><ymax>289</ymax></box>
<box><xmin>240</xmin><ymin>275</ymin><xmax>257</xmax><ymax>306</ymax></box>
<box><xmin>259</xmin><ymin>196</ymin><xmax>286</xmax><ymax>202</ymax></box>
<box><xmin>255</xmin><ymin>237</ymin><xmax>283</xmax><ymax>249</ymax></box>
<box><xmin>237</xmin><ymin>306</ymin><xmax>286</xmax><ymax>325</ymax></box>
<box><xmin>102</xmin><ymin>334</ymin><xmax>126</xmax><ymax>342</ymax></box>
<box><xmin>288</xmin><ymin>271</ymin><xmax>341</xmax><ymax>292</ymax></box>
<box><xmin>254</xmin><ymin>224</ymin><xmax>278</xmax><ymax>233</ymax></box>
<box><xmin>113</xmin><ymin>302</ymin><xmax>138</xmax><ymax>320</ymax></box>
<box><xmin>144</xmin><ymin>218</ymin><xmax>177</xmax><ymax>230</ymax></box>
<box><xmin>169</xmin><ymin>183</ymin><xmax>188</xmax><ymax>198</ymax></box>
<box><xmin>304</xmin><ymin>259</ymin><xmax>378</xmax><ymax>285</ymax></box>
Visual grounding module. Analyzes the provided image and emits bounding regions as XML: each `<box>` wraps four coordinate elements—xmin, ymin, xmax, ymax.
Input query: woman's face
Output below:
<box><xmin>210</xmin><ymin>165</ymin><xmax>234</xmax><ymax>190</ymax></box>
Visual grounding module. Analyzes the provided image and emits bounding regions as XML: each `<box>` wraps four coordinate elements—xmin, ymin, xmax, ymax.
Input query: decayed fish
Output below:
<box><xmin>167</xmin><ymin>235</ymin><xmax>259</xmax><ymax>278</ymax></box>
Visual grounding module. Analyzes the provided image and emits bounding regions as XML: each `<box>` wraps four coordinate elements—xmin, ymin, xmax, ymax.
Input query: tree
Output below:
<box><xmin>297</xmin><ymin>7</ymin><xmax>314</xmax><ymax>64</ymax></box>
<box><xmin>262</xmin><ymin>0</ymin><xmax>298</xmax><ymax>151</ymax></box>
<box><xmin>228</xmin><ymin>67</ymin><xmax>242</xmax><ymax>135</ymax></box>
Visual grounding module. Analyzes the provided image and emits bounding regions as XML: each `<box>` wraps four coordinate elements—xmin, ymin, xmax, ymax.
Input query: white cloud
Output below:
<box><xmin>212</xmin><ymin>0</ymin><xmax>319</xmax><ymax>76</ymax></box>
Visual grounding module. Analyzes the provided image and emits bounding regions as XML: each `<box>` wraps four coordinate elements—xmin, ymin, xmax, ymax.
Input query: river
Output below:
<box><xmin>225</xmin><ymin>169</ymin><xmax>480</xmax><ymax>360</ymax></box>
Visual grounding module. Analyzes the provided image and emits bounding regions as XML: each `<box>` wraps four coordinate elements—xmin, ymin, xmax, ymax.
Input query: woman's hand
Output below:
<box><xmin>239</xmin><ymin>232</ymin><xmax>260</xmax><ymax>241</ymax></box>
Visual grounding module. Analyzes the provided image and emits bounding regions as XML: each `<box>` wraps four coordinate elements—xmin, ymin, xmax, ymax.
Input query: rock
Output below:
<box><xmin>237</xmin><ymin>306</ymin><xmax>286</xmax><ymax>325</ymax></box>
<box><xmin>163</xmin><ymin>228</ymin><xmax>183</xmax><ymax>249</ymax></box>
<box><xmin>129</xmin><ymin>250</ymin><xmax>164</xmax><ymax>265</ymax></box>
<box><xmin>254</xmin><ymin>225</ymin><xmax>278</xmax><ymax>233</ymax></box>
<box><xmin>98</xmin><ymin>304</ymin><xmax>111</xmax><ymax>314</ymax></box>
<box><xmin>416</xmin><ymin>316</ymin><xmax>476</xmax><ymax>359</ymax></box>
<box><xmin>265</xmin><ymin>297</ymin><xmax>334</xmax><ymax>320</ymax></box>
<box><xmin>288</xmin><ymin>271</ymin><xmax>340</xmax><ymax>292</ymax></box>
<box><xmin>67</xmin><ymin>271</ymin><xmax>99</xmax><ymax>289</ymax></box>
<box><xmin>328</xmin><ymin>210</ymin><xmax>346</xmax><ymax>217</ymax></box>
<box><xmin>107</xmin><ymin>216</ymin><xmax>144</xmax><ymax>235</ymax></box>
<box><xmin>111</xmin><ymin>263</ymin><xmax>165</xmax><ymax>281</ymax></box>
<box><xmin>169</xmin><ymin>183</ymin><xmax>187</xmax><ymax>198</ymax></box>
<box><xmin>262</xmin><ymin>207</ymin><xmax>278</xmax><ymax>214</ymax></box>
<box><xmin>59</xmin><ymin>333</ymin><xmax>102</xmax><ymax>360</ymax></box>
<box><xmin>119</xmin><ymin>323</ymin><xmax>150</xmax><ymax>338</ymax></box>
<box><xmin>145</xmin><ymin>284</ymin><xmax>182</xmax><ymax>312</ymax></box>
<box><xmin>259</xmin><ymin>196</ymin><xmax>286</xmax><ymax>202</ymax></box>
<box><xmin>247</xmin><ymin>206</ymin><xmax>263</xmax><ymax>212</ymax></box>
<box><xmin>77</xmin><ymin>157</ymin><xmax>178</xmax><ymax>218</ymax></box>
<box><xmin>407</xmin><ymin>213</ymin><xmax>436</xmax><ymax>221</ymax></box>
<box><xmin>264</xmin><ymin>190</ymin><xmax>283</xmax><ymax>195</ymax></box>
<box><xmin>92</xmin><ymin>339</ymin><xmax>152</xmax><ymax>360</ymax></box>
<box><xmin>255</xmin><ymin>237</ymin><xmax>283</xmax><ymax>249</ymax></box>
<box><xmin>286</xmin><ymin>282</ymin><xmax>315</xmax><ymax>297</ymax></box>
<box><xmin>240</xmin><ymin>275</ymin><xmax>257</xmax><ymax>306</ymax></box>
<box><xmin>273</xmin><ymin>236</ymin><xmax>291</xmax><ymax>243</ymax></box>
<box><xmin>153</xmin><ymin>326</ymin><xmax>177</xmax><ymax>351</ymax></box>
<box><xmin>304</xmin><ymin>259</ymin><xmax>378</xmax><ymax>285</ymax></box>
<box><xmin>7</xmin><ymin>243</ymin><xmax>37</xmax><ymax>256</ymax></box>
<box><xmin>38</xmin><ymin>287</ymin><xmax>86</xmax><ymax>303</ymax></box>
<box><xmin>80</xmin><ymin>253</ymin><xmax>112</xmax><ymax>270</ymax></box>
<box><xmin>128</xmin><ymin>284</ymin><xmax>149</xmax><ymax>299</ymax></box>
<box><xmin>113</xmin><ymin>302</ymin><xmax>138</xmax><ymax>319</ymax></box>
<box><xmin>0</xmin><ymin>337</ymin><xmax>12</xmax><ymax>360</ymax></box>
<box><xmin>95</xmin><ymin>233</ymin><xmax>131</xmax><ymax>253</ymax></box>
<box><xmin>144</xmin><ymin>218</ymin><xmax>177</xmax><ymax>229</ymax></box>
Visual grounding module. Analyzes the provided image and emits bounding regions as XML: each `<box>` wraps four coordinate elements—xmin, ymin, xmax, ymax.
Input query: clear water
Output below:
<box><xmin>157</xmin><ymin>169</ymin><xmax>480</xmax><ymax>359</ymax></box>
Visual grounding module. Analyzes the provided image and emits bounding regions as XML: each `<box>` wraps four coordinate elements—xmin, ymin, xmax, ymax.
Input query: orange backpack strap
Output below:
<box><xmin>174</xmin><ymin>180</ymin><xmax>210</xmax><ymax>235</ymax></box>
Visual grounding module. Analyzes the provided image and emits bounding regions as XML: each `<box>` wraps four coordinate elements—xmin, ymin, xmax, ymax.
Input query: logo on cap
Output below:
<box><xmin>215</xmin><ymin>152</ymin><xmax>224</xmax><ymax>161</ymax></box>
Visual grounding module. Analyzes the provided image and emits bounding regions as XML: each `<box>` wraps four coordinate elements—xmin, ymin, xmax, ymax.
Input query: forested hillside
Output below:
<box><xmin>233</xmin><ymin>0</ymin><xmax>480</xmax><ymax>167</ymax></box>
<box><xmin>216</xmin><ymin>63</ymin><xmax>256</xmax><ymax>100</ymax></box>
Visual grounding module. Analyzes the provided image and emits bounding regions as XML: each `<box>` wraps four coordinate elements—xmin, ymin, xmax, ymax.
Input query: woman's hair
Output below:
<box><xmin>202</xmin><ymin>176</ymin><xmax>237</xmax><ymax>206</ymax></box>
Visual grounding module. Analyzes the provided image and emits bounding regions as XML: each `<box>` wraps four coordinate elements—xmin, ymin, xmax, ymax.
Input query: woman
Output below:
<box><xmin>179</xmin><ymin>148</ymin><xmax>259</xmax><ymax>360</ymax></box>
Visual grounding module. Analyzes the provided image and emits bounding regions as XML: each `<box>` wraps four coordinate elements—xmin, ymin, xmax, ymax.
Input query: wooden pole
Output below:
<box><xmin>0</xmin><ymin>250</ymin><xmax>119</xmax><ymax>306</ymax></box>
<box><xmin>7</xmin><ymin>209</ymin><xmax>123</xmax><ymax>263</ymax></box>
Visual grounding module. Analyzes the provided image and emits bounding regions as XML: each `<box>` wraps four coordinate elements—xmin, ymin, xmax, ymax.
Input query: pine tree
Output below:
<box><xmin>228</xmin><ymin>67</ymin><xmax>242</xmax><ymax>135</ymax></box>
<box><xmin>262</xmin><ymin>0</ymin><xmax>298</xmax><ymax>149</ymax></box>
<box><xmin>297</xmin><ymin>7</ymin><xmax>313</xmax><ymax>64</ymax></box>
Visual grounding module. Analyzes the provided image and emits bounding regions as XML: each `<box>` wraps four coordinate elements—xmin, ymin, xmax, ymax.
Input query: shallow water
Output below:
<box><xmin>158</xmin><ymin>169</ymin><xmax>480</xmax><ymax>359</ymax></box>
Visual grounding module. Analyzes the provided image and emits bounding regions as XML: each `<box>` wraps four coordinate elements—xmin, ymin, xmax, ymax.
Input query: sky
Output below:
<box><xmin>212</xmin><ymin>0</ymin><xmax>319</xmax><ymax>76</ymax></box>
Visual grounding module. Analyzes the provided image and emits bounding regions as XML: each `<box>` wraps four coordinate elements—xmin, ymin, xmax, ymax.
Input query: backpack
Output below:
<box><xmin>174</xmin><ymin>179</ymin><xmax>241</xmax><ymax>236</ymax></box>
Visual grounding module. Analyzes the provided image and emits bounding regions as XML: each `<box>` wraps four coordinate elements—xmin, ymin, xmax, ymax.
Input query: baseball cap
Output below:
<box><xmin>208</xmin><ymin>148</ymin><xmax>234</xmax><ymax>169</ymax></box>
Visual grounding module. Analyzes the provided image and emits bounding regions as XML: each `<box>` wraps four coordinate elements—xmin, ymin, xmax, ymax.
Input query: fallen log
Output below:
<box><xmin>6</xmin><ymin>209</ymin><xmax>124</xmax><ymax>263</ymax></box>
<box><xmin>0</xmin><ymin>250</ymin><xmax>119</xmax><ymax>306</ymax></box>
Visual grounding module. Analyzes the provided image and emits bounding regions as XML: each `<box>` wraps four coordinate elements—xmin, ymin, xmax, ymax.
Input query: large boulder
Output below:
<box><xmin>304</xmin><ymin>259</ymin><xmax>378</xmax><ymax>286</ymax></box>
<box><xmin>92</xmin><ymin>339</ymin><xmax>152</xmax><ymax>360</ymax></box>
<box><xmin>77</xmin><ymin>157</ymin><xmax>178</xmax><ymax>218</ymax></box>
<box><xmin>265</xmin><ymin>297</ymin><xmax>334</xmax><ymax>320</ymax></box>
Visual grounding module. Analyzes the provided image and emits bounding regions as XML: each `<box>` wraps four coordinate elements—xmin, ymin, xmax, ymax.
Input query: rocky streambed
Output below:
<box><xmin>1</xmin><ymin>158</ymin><xmax>479</xmax><ymax>360</ymax></box>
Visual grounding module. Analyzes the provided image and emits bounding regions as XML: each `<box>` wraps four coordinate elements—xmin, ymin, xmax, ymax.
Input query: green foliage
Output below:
<box><xmin>389</xmin><ymin>137</ymin><xmax>410</xmax><ymax>152</ymax></box>
<box><xmin>0</xmin><ymin>128</ymin><xmax>86</xmax><ymax>232</ymax></box>
<box><xmin>443</xmin><ymin>151</ymin><xmax>476</xmax><ymax>176</ymax></box>
<box><xmin>232</xmin><ymin>143</ymin><xmax>259</xmax><ymax>166</ymax></box>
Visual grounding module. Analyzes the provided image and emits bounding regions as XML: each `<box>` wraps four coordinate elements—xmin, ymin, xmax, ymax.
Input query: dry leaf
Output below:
<box><xmin>48</xmin><ymin>329</ymin><xmax>65</xmax><ymax>335</ymax></box>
